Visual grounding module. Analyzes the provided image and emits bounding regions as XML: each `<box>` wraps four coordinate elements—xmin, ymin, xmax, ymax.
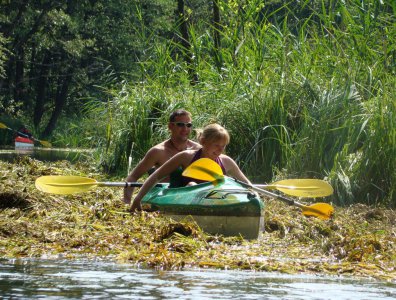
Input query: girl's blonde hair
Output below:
<box><xmin>197</xmin><ymin>123</ymin><xmax>230</xmax><ymax>145</ymax></box>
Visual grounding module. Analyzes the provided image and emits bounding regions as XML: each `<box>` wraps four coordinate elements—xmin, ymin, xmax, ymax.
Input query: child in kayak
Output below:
<box><xmin>130</xmin><ymin>123</ymin><xmax>252</xmax><ymax>212</ymax></box>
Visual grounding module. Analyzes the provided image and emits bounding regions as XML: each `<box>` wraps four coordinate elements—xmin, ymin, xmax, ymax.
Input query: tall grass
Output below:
<box><xmin>93</xmin><ymin>0</ymin><xmax>395</xmax><ymax>205</ymax></box>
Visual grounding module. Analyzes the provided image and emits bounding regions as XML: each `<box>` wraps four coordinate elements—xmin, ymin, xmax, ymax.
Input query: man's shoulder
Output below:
<box><xmin>149</xmin><ymin>140</ymin><xmax>168</xmax><ymax>151</ymax></box>
<box><xmin>187</xmin><ymin>140</ymin><xmax>201</xmax><ymax>149</ymax></box>
<box><xmin>141</xmin><ymin>142</ymin><xmax>173</xmax><ymax>166</ymax></box>
<box><xmin>143</xmin><ymin>142</ymin><xmax>167</xmax><ymax>160</ymax></box>
<box><xmin>148</xmin><ymin>139</ymin><xmax>199</xmax><ymax>153</ymax></box>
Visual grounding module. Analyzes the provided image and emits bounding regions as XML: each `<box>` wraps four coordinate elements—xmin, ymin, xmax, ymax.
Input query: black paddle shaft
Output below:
<box><xmin>117</xmin><ymin>182</ymin><xmax>165</xmax><ymax>188</ymax></box>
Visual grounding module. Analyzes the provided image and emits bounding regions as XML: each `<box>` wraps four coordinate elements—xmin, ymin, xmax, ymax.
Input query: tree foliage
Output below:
<box><xmin>0</xmin><ymin>0</ymin><xmax>178</xmax><ymax>136</ymax></box>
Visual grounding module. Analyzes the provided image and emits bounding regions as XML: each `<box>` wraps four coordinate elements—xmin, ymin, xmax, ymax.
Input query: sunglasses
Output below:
<box><xmin>172</xmin><ymin>122</ymin><xmax>193</xmax><ymax>128</ymax></box>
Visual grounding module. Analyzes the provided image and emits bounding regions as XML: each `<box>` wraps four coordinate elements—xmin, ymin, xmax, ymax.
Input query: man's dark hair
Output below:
<box><xmin>169</xmin><ymin>109</ymin><xmax>192</xmax><ymax>122</ymax></box>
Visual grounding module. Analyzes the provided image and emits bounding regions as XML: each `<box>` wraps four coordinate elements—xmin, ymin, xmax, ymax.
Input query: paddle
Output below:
<box><xmin>0</xmin><ymin>122</ymin><xmax>52</xmax><ymax>147</ymax></box>
<box><xmin>182</xmin><ymin>158</ymin><xmax>334</xmax><ymax>220</ymax></box>
<box><xmin>35</xmin><ymin>175</ymin><xmax>165</xmax><ymax>195</ymax></box>
<box><xmin>34</xmin><ymin>174</ymin><xmax>330</xmax><ymax>199</ymax></box>
<box><xmin>182</xmin><ymin>157</ymin><xmax>334</xmax><ymax>198</ymax></box>
<box><xmin>254</xmin><ymin>180</ymin><xmax>333</xmax><ymax>198</ymax></box>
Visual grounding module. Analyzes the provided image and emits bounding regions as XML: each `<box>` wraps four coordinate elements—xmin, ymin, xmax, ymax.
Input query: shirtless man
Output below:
<box><xmin>123</xmin><ymin>109</ymin><xmax>201</xmax><ymax>204</ymax></box>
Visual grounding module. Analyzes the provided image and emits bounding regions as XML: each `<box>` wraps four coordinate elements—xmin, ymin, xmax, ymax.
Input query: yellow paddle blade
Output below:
<box><xmin>38</xmin><ymin>140</ymin><xmax>52</xmax><ymax>148</ymax></box>
<box><xmin>182</xmin><ymin>158</ymin><xmax>224</xmax><ymax>183</ymax></box>
<box><xmin>301</xmin><ymin>203</ymin><xmax>334</xmax><ymax>220</ymax></box>
<box><xmin>35</xmin><ymin>176</ymin><xmax>99</xmax><ymax>194</ymax></box>
<box><xmin>0</xmin><ymin>122</ymin><xmax>7</xmax><ymax>129</ymax></box>
<box><xmin>267</xmin><ymin>179</ymin><xmax>334</xmax><ymax>198</ymax></box>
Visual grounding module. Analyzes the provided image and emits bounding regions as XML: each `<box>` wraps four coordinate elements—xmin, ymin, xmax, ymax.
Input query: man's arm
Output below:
<box><xmin>130</xmin><ymin>151</ymin><xmax>191</xmax><ymax>211</ymax></box>
<box><xmin>123</xmin><ymin>147</ymin><xmax>161</xmax><ymax>204</ymax></box>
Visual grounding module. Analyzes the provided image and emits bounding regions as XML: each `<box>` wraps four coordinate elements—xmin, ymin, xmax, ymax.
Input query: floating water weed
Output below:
<box><xmin>0</xmin><ymin>159</ymin><xmax>394</xmax><ymax>280</ymax></box>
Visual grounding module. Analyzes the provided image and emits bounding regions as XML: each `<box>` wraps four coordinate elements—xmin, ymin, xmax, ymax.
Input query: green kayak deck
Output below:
<box><xmin>141</xmin><ymin>177</ymin><xmax>265</xmax><ymax>239</ymax></box>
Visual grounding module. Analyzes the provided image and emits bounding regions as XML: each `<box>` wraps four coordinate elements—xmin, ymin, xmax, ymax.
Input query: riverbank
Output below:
<box><xmin>0</xmin><ymin>157</ymin><xmax>394</xmax><ymax>281</ymax></box>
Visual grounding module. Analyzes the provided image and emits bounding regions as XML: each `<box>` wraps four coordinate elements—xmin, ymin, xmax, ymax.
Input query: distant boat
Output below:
<box><xmin>15</xmin><ymin>136</ymin><xmax>34</xmax><ymax>149</ymax></box>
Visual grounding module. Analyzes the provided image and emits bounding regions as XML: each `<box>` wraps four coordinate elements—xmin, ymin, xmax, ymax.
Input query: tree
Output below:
<box><xmin>0</xmin><ymin>0</ymin><xmax>178</xmax><ymax>136</ymax></box>
<box><xmin>175</xmin><ymin>0</ymin><xmax>198</xmax><ymax>84</ymax></box>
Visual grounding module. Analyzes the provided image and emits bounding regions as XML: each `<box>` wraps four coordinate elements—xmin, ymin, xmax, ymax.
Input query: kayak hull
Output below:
<box><xmin>141</xmin><ymin>178</ymin><xmax>265</xmax><ymax>239</ymax></box>
<box><xmin>166</xmin><ymin>214</ymin><xmax>264</xmax><ymax>239</ymax></box>
<box><xmin>15</xmin><ymin>136</ymin><xmax>34</xmax><ymax>148</ymax></box>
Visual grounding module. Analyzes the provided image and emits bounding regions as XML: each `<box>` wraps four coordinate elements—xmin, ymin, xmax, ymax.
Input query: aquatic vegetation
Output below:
<box><xmin>0</xmin><ymin>158</ymin><xmax>394</xmax><ymax>281</ymax></box>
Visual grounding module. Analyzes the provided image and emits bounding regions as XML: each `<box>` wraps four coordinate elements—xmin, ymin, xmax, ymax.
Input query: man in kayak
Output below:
<box><xmin>130</xmin><ymin>123</ymin><xmax>252</xmax><ymax>211</ymax></box>
<box><xmin>123</xmin><ymin>109</ymin><xmax>201</xmax><ymax>204</ymax></box>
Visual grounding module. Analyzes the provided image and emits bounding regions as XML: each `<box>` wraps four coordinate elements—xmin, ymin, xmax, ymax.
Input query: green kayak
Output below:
<box><xmin>141</xmin><ymin>177</ymin><xmax>265</xmax><ymax>239</ymax></box>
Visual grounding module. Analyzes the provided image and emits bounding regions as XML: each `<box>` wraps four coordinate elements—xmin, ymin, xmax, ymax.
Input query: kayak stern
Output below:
<box><xmin>142</xmin><ymin>178</ymin><xmax>265</xmax><ymax>239</ymax></box>
<box><xmin>15</xmin><ymin>136</ymin><xmax>34</xmax><ymax>148</ymax></box>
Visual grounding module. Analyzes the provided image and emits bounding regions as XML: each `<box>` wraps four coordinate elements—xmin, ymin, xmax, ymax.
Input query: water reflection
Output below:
<box><xmin>0</xmin><ymin>147</ymin><xmax>91</xmax><ymax>163</ymax></box>
<box><xmin>0</xmin><ymin>259</ymin><xmax>394</xmax><ymax>299</ymax></box>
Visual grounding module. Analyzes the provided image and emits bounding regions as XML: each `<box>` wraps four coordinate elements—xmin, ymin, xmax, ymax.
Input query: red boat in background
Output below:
<box><xmin>15</xmin><ymin>136</ymin><xmax>34</xmax><ymax>149</ymax></box>
<box><xmin>1</xmin><ymin>122</ymin><xmax>51</xmax><ymax>149</ymax></box>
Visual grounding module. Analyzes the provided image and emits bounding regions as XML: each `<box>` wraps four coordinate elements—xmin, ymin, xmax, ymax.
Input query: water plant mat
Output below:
<box><xmin>0</xmin><ymin>157</ymin><xmax>394</xmax><ymax>281</ymax></box>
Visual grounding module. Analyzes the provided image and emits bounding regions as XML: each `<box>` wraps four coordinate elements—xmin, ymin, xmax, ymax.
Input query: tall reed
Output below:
<box><xmin>97</xmin><ymin>0</ymin><xmax>395</xmax><ymax>205</ymax></box>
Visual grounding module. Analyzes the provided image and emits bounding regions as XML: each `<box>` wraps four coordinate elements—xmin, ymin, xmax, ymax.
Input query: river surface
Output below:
<box><xmin>0</xmin><ymin>147</ymin><xmax>91</xmax><ymax>163</ymax></box>
<box><xmin>0</xmin><ymin>259</ymin><xmax>395</xmax><ymax>299</ymax></box>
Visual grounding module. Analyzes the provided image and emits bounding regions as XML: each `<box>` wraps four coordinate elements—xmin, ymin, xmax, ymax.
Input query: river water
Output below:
<box><xmin>0</xmin><ymin>148</ymin><xmax>90</xmax><ymax>163</ymax></box>
<box><xmin>0</xmin><ymin>259</ymin><xmax>395</xmax><ymax>299</ymax></box>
